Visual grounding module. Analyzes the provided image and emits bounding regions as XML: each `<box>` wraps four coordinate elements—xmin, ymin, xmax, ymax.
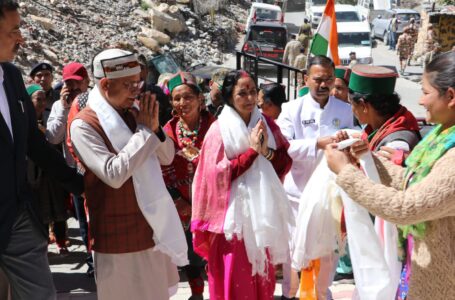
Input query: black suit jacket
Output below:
<box><xmin>0</xmin><ymin>62</ymin><xmax>84</xmax><ymax>252</ymax></box>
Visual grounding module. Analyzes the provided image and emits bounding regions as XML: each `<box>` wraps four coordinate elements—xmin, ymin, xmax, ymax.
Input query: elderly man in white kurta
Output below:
<box><xmin>70</xmin><ymin>49</ymin><xmax>188</xmax><ymax>300</ymax></box>
<box><xmin>277</xmin><ymin>55</ymin><xmax>354</xmax><ymax>300</ymax></box>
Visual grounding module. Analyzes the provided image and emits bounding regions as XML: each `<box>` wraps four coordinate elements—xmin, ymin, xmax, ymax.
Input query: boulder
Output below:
<box><xmin>149</xmin><ymin>8</ymin><xmax>186</xmax><ymax>34</ymax></box>
<box><xmin>42</xmin><ymin>48</ymin><xmax>58</xmax><ymax>63</ymax></box>
<box><xmin>30</xmin><ymin>15</ymin><xmax>55</xmax><ymax>31</ymax></box>
<box><xmin>156</xmin><ymin>3</ymin><xmax>170</xmax><ymax>13</ymax></box>
<box><xmin>137</xmin><ymin>36</ymin><xmax>161</xmax><ymax>52</ymax></box>
<box><xmin>141</xmin><ymin>27</ymin><xmax>171</xmax><ymax>45</ymax></box>
<box><xmin>134</xmin><ymin>9</ymin><xmax>150</xmax><ymax>20</ymax></box>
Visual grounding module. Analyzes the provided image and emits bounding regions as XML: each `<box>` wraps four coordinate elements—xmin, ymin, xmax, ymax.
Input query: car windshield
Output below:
<box><xmin>256</xmin><ymin>8</ymin><xmax>280</xmax><ymax>21</ymax></box>
<box><xmin>336</xmin><ymin>11</ymin><xmax>361</xmax><ymax>22</ymax></box>
<box><xmin>338</xmin><ymin>32</ymin><xmax>371</xmax><ymax>46</ymax></box>
<box><xmin>312</xmin><ymin>0</ymin><xmax>326</xmax><ymax>5</ymax></box>
<box><xmin>150</xmin><ymin>55</ymin><xmax>180</xmax><ymax>74</ymax></box>
<box><xmin>250</xmin><ymin>27</ymin><xmax>287</xmax><ymax>47</ymax></box>
<box><xmin>397</xmin><ymin>13</ymin><xmax>420</xmax><ymax>21</ymax></box>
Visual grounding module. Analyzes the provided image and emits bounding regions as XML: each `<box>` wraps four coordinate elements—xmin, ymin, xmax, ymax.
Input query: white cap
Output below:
<box><xmin>93</xmin><ymin>49</ymin><xmax>141</xmax><ymax>79</ymax></box>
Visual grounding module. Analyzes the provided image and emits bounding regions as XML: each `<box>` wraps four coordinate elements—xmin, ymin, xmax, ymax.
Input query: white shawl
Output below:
<box><xmin>88</xmin><ymin>86</ymin><xmax>188</xmax><ymax>266</ymax></box>
<box><xmin>218</xmin><ymin>105</ymin><xmax>292</xmax><ymax>276</ymax></box>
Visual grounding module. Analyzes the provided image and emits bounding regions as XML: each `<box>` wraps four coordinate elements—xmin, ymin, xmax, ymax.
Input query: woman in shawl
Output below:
<box><xmin>161</xmin><ymin>72</ymin><xmax>216</xmax><ymax>300</ymax></box>
<box><xmin>335</xmin><ymin>65</ymin><xmax>421</xmax><ymax>295</ymax></box>
<box><xmin>191</xmin><ymin>70</ymin><xmax>293</xmax><ymax>299</ymax></box>
<box><xmin>326</xmin><ymin>51</ymin><xmax>455</xmax><ymax>300</ymax></box>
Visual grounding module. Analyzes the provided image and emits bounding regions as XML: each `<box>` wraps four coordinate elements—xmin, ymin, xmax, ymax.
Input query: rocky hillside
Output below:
<box><xmin>15</xmin><ymin>0</ymin><xmax>249</xmax><ymax>79</ymax></box>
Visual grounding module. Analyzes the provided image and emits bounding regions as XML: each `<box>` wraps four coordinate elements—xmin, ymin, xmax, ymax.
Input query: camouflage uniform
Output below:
<box><xmin>404</xmin><ymin>24</ymin><xmax>418</xmax><ymax>54</ymax></box>
<box><xmin>396</xmin><ymin>33</ymin><xmax>413</xmax><ymax>61</ymax></box>
<box><xmin>283</xmin><ymin>40</ymin><xmax>302</xmax><ymax>66</ymax></box>
<box><xmin>293</xmin><ymin>53</ymin><xmax>307</xmax><ymax>85</ymax></box>
<box><xmin>424</xmin><ymin>29</ymin><xmax>436</xmax><ymax>52</ymax></box>
<box><xmin>298</xmin><ymin>23</ymin><xmax>312</xmax><ymax>52</ymax></box>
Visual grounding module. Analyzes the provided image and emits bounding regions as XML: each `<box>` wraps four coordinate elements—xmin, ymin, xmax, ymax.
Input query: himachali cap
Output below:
<box><xmin>62</xmin><ymin>62</ymin><xmax>88</xmax><ymax>81</ymax></box>
<box><xmin>349</xmin><ymin>65</ymin><xmax>398</xmax><ymax>95</ymax></box>
<box><xmin>93</xmin><ymin>49</ymin><xmax>141</xmax><ymax>79</ymax></box>
<box><xmin>298</xmin><ymin>86</ymin><xmax>309</xmax><ymax>97</ymax></box>
<box><xmin>168</xmin><ymin>72</ymin><xmax>201</xmax><ymax>94</ymax></box>
<box><xmin>29</xmin><ymin>62</ymin><xmax>53</xmax><ymax>77</ymax></box>
<box><xmin>335</xmin><ymin>66</ymin><xmax>351</xmax><ymax>84</ymax></box>
<box><xmin>26</xmin><ymin>84</ymin><xmax>43</xmax><ymax>96</ymax></box>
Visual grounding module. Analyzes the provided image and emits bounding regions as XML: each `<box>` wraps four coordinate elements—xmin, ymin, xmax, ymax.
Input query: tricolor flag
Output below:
<box><xmin>309</xmin><ymin>0</ymin><xmax>340</xmax><ymax>65</ymax></box>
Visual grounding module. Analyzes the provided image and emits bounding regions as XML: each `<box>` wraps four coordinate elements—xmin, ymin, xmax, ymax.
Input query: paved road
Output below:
<box><xmin>51</xmin><ymin>218</ymin><xmax>354</xmax><ymax>299</ymax></box>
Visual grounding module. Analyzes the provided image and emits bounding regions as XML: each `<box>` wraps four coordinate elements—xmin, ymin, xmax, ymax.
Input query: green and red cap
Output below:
<box><xmin>349</xmin><ymin>65</ymin><xmax>398</xmax><ymax>95</ymax></box>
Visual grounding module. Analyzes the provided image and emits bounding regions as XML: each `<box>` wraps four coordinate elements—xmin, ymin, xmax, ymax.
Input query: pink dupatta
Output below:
<box><xmin>191</xmin><ymin>116</ymin><xmax>289</xmax><ymax>260</ymax></box>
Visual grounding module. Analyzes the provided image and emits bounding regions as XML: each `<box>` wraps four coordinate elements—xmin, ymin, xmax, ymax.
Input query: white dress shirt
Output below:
<box><xmin>0</xmin><ymin>65</ymin><xmax>13</xmax><ymax>138</ymax></box>
<box><xmin>277</xmin><ymin>94</ymin><xmax>355</xmax><ymax>202</ymax></box>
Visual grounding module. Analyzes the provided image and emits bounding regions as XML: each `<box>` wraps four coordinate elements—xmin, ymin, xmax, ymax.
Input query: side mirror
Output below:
<box><xmin>362</xmin><ymin>16</ymin><xmax>366</xmax><ymax>21</ymax></box>
<box><xmin>378</xmin><ymin>15</ymin><xmax>382</xmax><ymax>19</ymax></box>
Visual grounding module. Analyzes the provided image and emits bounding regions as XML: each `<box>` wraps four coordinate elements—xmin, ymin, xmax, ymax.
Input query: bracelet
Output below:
<box><xmin>265</xmin><ymin>148</ymin><xmax>274</xmax><ymax>161</ymax></box>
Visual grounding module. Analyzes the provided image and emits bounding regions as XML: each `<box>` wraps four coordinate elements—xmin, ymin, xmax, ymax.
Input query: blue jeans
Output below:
<box><xmin>72</xmin><ymin>194</ymin><xmax>89</xmax><ymax>248</ymax></box>
<box><xmin>389</xmin><ymin>31</ymin><xmax>397</xmax><ymax>50</ymax></box>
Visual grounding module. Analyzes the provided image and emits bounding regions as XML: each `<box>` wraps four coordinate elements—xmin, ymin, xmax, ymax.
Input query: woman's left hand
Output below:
<box><xmin>325</xmin><ymin>144</ymin><xmax>351</xmax><ymax>174</ymax></box>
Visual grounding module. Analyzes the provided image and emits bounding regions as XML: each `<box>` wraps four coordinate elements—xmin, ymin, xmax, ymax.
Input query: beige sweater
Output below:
<box><xmin>336</xmin><ymin>148</ymin><xmax>455</xmax><ymax>300</ymax></box>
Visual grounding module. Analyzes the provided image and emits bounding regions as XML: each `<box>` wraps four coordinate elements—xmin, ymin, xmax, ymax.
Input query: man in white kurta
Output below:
<box><xmin>277</xmin><ymin>55</ymin><xmax>354</xmax><ymax>300</ymax></box>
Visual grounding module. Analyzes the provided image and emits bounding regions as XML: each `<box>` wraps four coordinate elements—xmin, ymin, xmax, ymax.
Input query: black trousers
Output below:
<box><xmin>0</xmin><ymin>208</ymin><xmax>56</xmax><ymax>300</ymax></box>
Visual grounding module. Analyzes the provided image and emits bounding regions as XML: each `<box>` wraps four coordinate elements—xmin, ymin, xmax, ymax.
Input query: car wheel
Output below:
<box><xmin>383</xmin><ymin>31</ymin><xmax>389</xmax><ymax>45</ymax></box>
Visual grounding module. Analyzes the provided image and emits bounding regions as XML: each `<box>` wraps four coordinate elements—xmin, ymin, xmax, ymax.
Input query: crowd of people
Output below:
<box><xmin>1</xmin><ymin>1</ymin><xmax>455</xmax><ymax>300</ymax></box>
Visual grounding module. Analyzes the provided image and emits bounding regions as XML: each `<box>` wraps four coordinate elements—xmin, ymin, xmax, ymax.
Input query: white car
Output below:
<box><xmin>309</xmin><ymin>4</ymin><xmax>363</xmax><ymax>29</ymax></box>
<box><xmin>337</xmin><ymin>21</ymin><xmax>374</xmax><ymax>66</ymax></box>
<box><xmin>245</xmin><ymin>3</ymin><xmax>284</xmax><ymax>32</ymax></box>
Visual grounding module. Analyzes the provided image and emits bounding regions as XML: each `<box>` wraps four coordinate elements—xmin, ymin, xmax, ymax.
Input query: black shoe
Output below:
<box><xmin>333</xmin><ymin>272</ymin><xmax>354</xmax><ymax>284</ymax></box>
<box><xmin>188</xmin><ymin>296</ymin><xmax>203</xmax><ymax>300</ymax></box>
<box><xmin>281</xmin><ymin>296</ymin><xmax>297</xmax><ymax>300</ymax></box>
<box><xmin>86</xmin><ymin>264</ymin><xmax>95</xmax><ymax>278</ymax></box>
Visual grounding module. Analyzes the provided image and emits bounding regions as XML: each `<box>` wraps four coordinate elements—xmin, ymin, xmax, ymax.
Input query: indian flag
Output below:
<box><xmin>309</xmin><ymin>0</ymin><xmax>340</xmax><ymax>65</ymax></box>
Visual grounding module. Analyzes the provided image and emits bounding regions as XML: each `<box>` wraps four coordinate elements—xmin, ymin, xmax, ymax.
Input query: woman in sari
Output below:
<box><xmin>161</xmin><ymin>72</ymin><xmax>216</xmax><ymax>300</ymax></box>
<box><xmin>191</xmin><ymin>70</ymin><xmax>293</xmax><ymax>299</ymax></box>
<box><xmin>326</xmin><ymin>51</ymin><xmax>455</xmax><ymax>300</ymax></box>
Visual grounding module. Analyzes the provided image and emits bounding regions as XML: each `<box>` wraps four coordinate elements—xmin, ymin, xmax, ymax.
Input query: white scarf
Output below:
<box><xmin>88</xmin><ymin>86</ymin><xmax>188</xmax><ymax>266</ymax></box>
<box><xmin>218</xmin><ymin>105</ymin><xmax>292</xmax><ymax>276</ymax></box>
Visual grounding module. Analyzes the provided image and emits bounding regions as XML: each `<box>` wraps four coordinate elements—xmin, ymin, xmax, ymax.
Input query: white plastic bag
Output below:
<box><xmin>292</xmin><ymin>158</ymin><xmax>339</xmax><ymax>270</ymax></box>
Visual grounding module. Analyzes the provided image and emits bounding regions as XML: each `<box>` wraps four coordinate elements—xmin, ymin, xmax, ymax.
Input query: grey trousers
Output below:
<box><xmin>0</xmin><ymin>208</ymin><xmax>56</xmax><ymax>300</ymax></box>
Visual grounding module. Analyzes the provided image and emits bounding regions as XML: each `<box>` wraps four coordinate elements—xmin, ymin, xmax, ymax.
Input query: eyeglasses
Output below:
<box><xmin>122</xmin><ymin>80</ymin><xmax>144</xmax><ymax>91</ymax></box>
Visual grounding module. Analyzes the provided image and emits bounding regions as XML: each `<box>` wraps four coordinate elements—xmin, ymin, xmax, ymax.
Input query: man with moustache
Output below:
<box><xmin>29</xmin><ymin>62</ymin><xmax>57</xmax><ymax>124</ymax></box>
<box><xmin>277</xmin><ymin>55</ymin><xmax>354</xmax><ymax>300</ymax></box>
<box><xmin>0</xmin><ymin>1</ymin><xmax>83</xmax><ymax>298</ymax></box>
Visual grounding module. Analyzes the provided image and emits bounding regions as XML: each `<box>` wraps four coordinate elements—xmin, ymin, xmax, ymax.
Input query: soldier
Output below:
<box><xmin>396</xmin><ymin>27</ymin><xmax>413</xmax><ymax>75</ymax></box>
<box><xmin>283</xmin><ymin>34</ymin><xmax>302</xmax><ymax>66</ymax></box>
<box><xmin>424</xmin><ymin>42</ymin><xmax>442</xmax><ymax>68</ymax></box>
<box><xmin>298</xmin><ymin>18</ymin><xmax>312</xmax><ymax>53</ymax></box>
<box><xmin>404</xmin><ymin>18</ymin><xmax>418</xmax><ymax>65</ymax></box>
<box><xmin>424</xmin><ymin>24</ymin><xmax>436</xmax><ymax>53</ymax></box>
<box><xmin>293</xmin><ymin>47</ymin><xmax>307</xmax><ymax>85</ymax></box>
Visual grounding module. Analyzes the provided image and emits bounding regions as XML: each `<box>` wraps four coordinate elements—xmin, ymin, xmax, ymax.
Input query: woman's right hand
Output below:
<box><xmin>249</xmin><ymin>120</ymin><xmax>266</xmax><ymax>153</ymax></box>
<box><xmin>349</xmin><ymin>140</ymin><xmax>370</xmax><ymax>160</ymax></box>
